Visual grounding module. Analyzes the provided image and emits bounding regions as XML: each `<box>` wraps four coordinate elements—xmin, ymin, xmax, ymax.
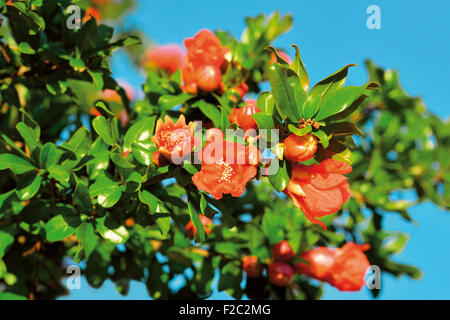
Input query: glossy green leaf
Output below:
<box><xmin>267</xmin><ymin>61</ymin><xmax>302</xmax><ymax>122</ymax></box>
<box><xmin>39</xmin><ymin>142</ymin><xmax>59</xmax><ymax>168</ymax></box>
<box><xmin>45</xmin><ymin>205</ymin><xmax>81</xmax><ymax>242</ymax></box>
<box><xmin>288</xmin><ymin>124</ymin><xmax>312</xmax><ymax>136</ymax></box>
<box><xmin>315</xmin><ymin>83</ymin><xmax>377</xmax><ymax>121</ymax></box>
<box><xmin>73</xmin><ymin>182</ymin><xmax>93</xmax><ymax>214</ymax></box>
<box><xmin>16</xmin><ymin>122</ymin><xmax>41</xmax><ymax>154</ymax></box>
<box><xmin>256</xmin><ymin>91</ymin><xmax>274</xmax><ymax>114</ymax></box>
<box><xmin>16</xmin><ymin>172</ymin><xmax>42</xmax><ymax>201</ymax></box>
<box><xmin>123</xmin><ymin>116</ymin><xmax>156</xmax><ymax>151</ymax></box>
<box><xmin>0</xmin><ymin>154</ymin><xmax>36</xmax><ymax>174</ymax></box>
<box><xmin>253</xmin><ymin>112</ymin><xmax>275</xmax><ymax>130</ymax></box>
<box><xmin>290</xmin><ymin>44</ymin><xmax>309</xmax><ymax>92</ymax></box>
<box><xmin>0</xmin><ymin>229</ymin><xmax>14</xmax><ymax>259</ymax></box>
<box><xmin>74</xmin><ymin>222</ymin><xmax>98</xmax><ymax>262</ymax></box>
<box><xmin>92</xmin><ymin>116</ymin><xmax>117</xmax><ymax>146</ymax></box>
<box><xmin>96</xmin><ymin>216</ymin><xmax>129</xmax><ymax>244</ymax></box>
<box><xmin>312</xmin><ymin>130</ymin><xmax>331</xmax><ymax>149</ymax></box>
<box><xmin>302</xmin><ymin>64</ymin><xmax>357</xmax><ymax>119</ymax></box>
<box><xmin>110</xmin><ymin>152</ymin><xmax>135</xmax><ymax>169</ymax></box>
<box><xmin>47</xmin><ymin>165</ymin><xmax>70</xmax><ymax>188</ymax></box>
<box><xmin>89</xmin><ymin>174</ymin><xmax>124</xmax><ymax>208</ymax></box>
<box><xmin>268</xmin><ymin>159</ymin><xmax>290</xmax><ymax>192</ymax></box>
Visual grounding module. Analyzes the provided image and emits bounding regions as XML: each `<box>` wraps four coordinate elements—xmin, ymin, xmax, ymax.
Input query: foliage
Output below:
<box><xmin>0</xmin><ymin>0</ymin><xmax>448</xmax><ymax>300</ymax></box>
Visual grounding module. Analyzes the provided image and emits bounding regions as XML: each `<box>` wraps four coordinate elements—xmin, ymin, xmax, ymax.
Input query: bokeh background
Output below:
<box><xmin>61</xmin><ymin>0</ymin><xmax>450</xmax><ymax>300</ymax></box>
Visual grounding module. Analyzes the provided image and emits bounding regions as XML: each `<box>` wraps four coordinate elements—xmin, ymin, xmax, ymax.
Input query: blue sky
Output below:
<box><xmin>61</xmin><ymin>0</ymin><xmax>449</xmax><ymax>299</ymax></box>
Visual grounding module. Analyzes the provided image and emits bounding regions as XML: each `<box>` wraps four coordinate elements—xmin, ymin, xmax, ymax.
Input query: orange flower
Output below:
<box><xmin>182</xmin><ymin>29</ymin><xmax>230</xmax><ymax>94</ymax></box>
<box><xmin>151</xmin><ymin>115</ymin><xmax>196</xmax><ymax>163</ymax></box>
<box><xmin>83</xmin><ymin>7</ymin><xmax>101</xmax><ymax>23</ymax></box>
<box><xmin>142</xmin><ymin>44</ymin><xmax>185</xmax><ymax>74</ymax></box>
<box><xmin>295</xmin><ymin>242</ymin><xmax>370</xmax><ymax>291</ymax></box>
<box><xmin>295</xmin><ymin>247</ymin><xmax>336</xmax><ymax>281</ymax></box>
<box><xmin>283</xmin><ymin>133</ymin><xmax>317</xmax><ymax>163</ymax></box>
<box><xmin>192</xmin><ymin>129</ymin><xmax>259</xmax><ymax>200</ymax></box>
<box><xmin>284</xmin><ymin>159</ymin><xmax>352</xmax><ymax>229</ymax></box>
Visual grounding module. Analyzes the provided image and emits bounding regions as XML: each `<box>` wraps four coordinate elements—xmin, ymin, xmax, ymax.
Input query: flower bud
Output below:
<box><xmin>268</xmin><ymin>262</ymin><xmax>294</xmax><ymax>287</ymax></box>
<box><xmin>283</xmin><ymin>133</ymin><xmax>317</xmax><ymax>163</ymax></box>
<box><xmin>272</xmin><ymin>240</ymin><xmax>295</xmax><ymax>262</ymax></box>
<box><xmin>236</xmin><ymin>99</ymin><xmax>261</xmax><ymax>131</ymax></box>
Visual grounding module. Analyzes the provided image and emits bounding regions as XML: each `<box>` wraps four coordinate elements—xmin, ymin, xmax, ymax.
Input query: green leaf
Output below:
<box><xmin>47</xmin><ymin>165</ymin><xmax>70</xmax><ymax>188</ymax></box>
<box><xmin>188</xmin><ymin>201</ymin><xmax>206</xmax><ymax>242</ymax></box>
<box><xmin>158</xmin><ymin>93</ymin><xmax>193</xmax><ymax>110</ymax></box>
<box><xmin>288</xmin><ymin>124</ymin><xmax>312</xmax><ymax>136</ymax></box>
<box><xmin>131</xmin><ymin>141</ymin><xmax>157</xmax><ymax>166</ymax></box>
<box><xmin>96</xmin><ymin>216</ymin><xmax>129</xmax><ymax>244</ymax></box>
<box><xmin>0</xmin><ymin>292</ymin><xmax>27</xmax><ymax>300</ymax></box>
<box><xmin>74</xmin><ymin>222</ymin><xmax>98</xmax><ymax>262</ymax></box>
<box><xmin>73</xmin><ymin>182</ymin><xmax>93</xmax><ymax>214</ymax></box>
<box><xmin>253</xmin><ymin>112</ymin><xmax>275</xmax><ymax>129</ymax></box>
<box><xmin>384</xmin><ymin>232</ymin><xmax>409</xmax><ymax>254</ymax></box>
<box><xmin>87</xmin><ymin>70</ymin><xmax>104</xmax><ymax>90</ymax></box>
<box><xmin>16</xmin><ymin>172</ymin><xmax>42</xmax><ymax>201</ymax></box>
<box><xmin>0</xmin><ymin>229</ymin><xmax>14</xmax><ymax>259</ymax></box>
<box><xmin>69</xmin><ymin>58</ymin><xmax>86</xmax><ymax>70</ymax></box>
<box><xmin>125</xmin><ymin>171</ymin><xmax>142</xmax><ymax>193</ymax></box>
<box><xmin>323</xmin><ymin>121</ymin><xmax>365</xmax><ymax>137</ymax></box>
<box><xmin>267</xmin><ymin>62</ymin><xmax>302</xmax><ymax>122</ymax></box>
<box><xmin>220</xmin><ymin>107</ymin><xmax>230</xmax><ymax>132</ymax></box>
<box><xmin>138</xmin><ymin>190</ymin><xmax>171</xmax><ymax>236</ymax></box>
<box><xmin>256</xmin><ymin>91</ymin><xmax>274</xmax><ymax>114</ymax></box>
<box><xmin>90</xmin><ymin>174</ymin><xmax>124</xmax><ymax>208</ymax></box>
<box><xmin>16</xmin><ymin>122</ymin><xmax>41</xmax><ymax>154</ymax></box>
<box><xmin>0</xmin><ymin>154</ymin><xmax>36</xmax><ymax>174</ymax></box>
<box><xmin>92</xmin><ymin>116</ymin><xmax>117</xmax><ymax>146</ymax></box>
<box><xmin>312</xmin><ymin>130</ymin><xmax>331</xmax><ymax>149</ymax></box>
<box><xmin>110</xmin><ymin>152</ymin><xmax>135</xmax><ymax>169</ymax></box>
<box><xmin>66</xmin><ymin>127</ymin><xmax>92</xmax><ymax>158</ymax></box>
<box><xmin>302</xmin><ymin>64</ymin><xmax>357</xmax><ymax>119</ymax></box>
<box><xmin>268</xmin><ymin>159</ymin><xmax>290</xmax><ymax>192</ymax></box>
<box><xmin>18</xmin><ymin>42</ymin><xmax>35</xmax><ymax>54</ymax></box>
<box><xmin>39</xmin><ymin>142</ymin><xmax>59</xmax><ymax>168</ymax></box>
<box><xmin>45</xmin><ymin>205</ymin><xmax>81</xmax><ymax>242</ymax></box>
<box><xmin>87</xmin><ymin>138</ymin><xmax>110</xmax><ymax>179</ymax></box>
<box><xmin>124</xmin><ymin>116</ymin><xmax>157</xmax><ymax>151</ymax></box>
<box><xmin>315</xmin><ymin>83</ymin><xmax>376</xmax><ymax>121</ymax></box>
<box><xmin>196</xmin><ymin>101</ymin><xmax>221</xmax><ymax>128</ymax></box>
<box><xmin>290</xmin><ymin>44</ymin><xmax>309</xmax><ymax>92</ymax></box>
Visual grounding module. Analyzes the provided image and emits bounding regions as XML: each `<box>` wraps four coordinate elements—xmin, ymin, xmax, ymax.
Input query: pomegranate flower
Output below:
<box><xmin>192</xmin><ymin>129</ymin><xmax>260</xmax><ymax>200</ymax></box>
<box><xmin>284</xmin><ymin>159</ymin><xmax>352</xmax><ymax>229</ymax></box>
<box><xmin>151</xmin><ymin>115</ymin><xmax>195</xmax><ymax>163</ymax></box>
<box><xmin>142</xmin><ymin>44</ymin><xmax>185</xmax><ymax>74</ymax></box>
<box><xmin>182</xmin><ymin>29</ymin><xmax>230</xmax><ymax>94</ymax></box>
<box><xmin>295</xmin><ymin>242</ymin><xmax>370</xmax><ymax>291</ymax></box>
